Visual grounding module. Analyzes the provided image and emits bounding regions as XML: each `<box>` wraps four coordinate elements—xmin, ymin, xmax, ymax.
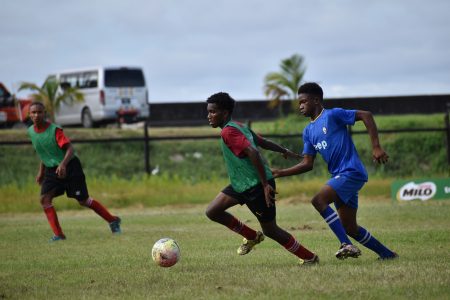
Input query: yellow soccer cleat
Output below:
<box><xmin>237</xmin><ymin>231</ymin><xmax>265</xmax><ymax>255</ymax></box>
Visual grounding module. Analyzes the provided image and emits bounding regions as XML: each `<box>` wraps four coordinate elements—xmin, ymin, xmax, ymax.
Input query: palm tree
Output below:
<box><xmin>18</xmin><ymin>78</ymin><xmax>84</xmax><ymax>121</ymax></box>
<box><xmin>263</xmin><ymin>54</ymin><xmax>306</xmax><ymax>116</ymax></box>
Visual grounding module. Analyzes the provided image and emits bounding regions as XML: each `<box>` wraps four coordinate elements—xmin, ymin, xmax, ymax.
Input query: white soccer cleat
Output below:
<box><xmin>335</xmin><ymin>243</ymin><xmax>361</xmax><ymax>259</ymax></box>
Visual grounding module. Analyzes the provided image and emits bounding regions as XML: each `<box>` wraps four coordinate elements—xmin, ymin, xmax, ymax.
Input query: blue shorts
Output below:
<box><xmin>326</xmin><ymin>175</ymin><xmax>366</xmax><ymax>209</ymax></box>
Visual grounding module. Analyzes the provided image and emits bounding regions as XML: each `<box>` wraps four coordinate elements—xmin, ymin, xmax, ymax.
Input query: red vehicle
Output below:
<box><xmin>0</xmin><ymin>82</ymin><xmax>32</xmax><ymax>128</ymax></box>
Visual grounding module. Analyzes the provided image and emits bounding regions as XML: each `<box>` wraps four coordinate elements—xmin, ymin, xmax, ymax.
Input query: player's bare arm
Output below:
<box><xmin>243</xmin><ymin>145</ymin><xmax>276</xmax><ymax>207</ymax></box>
<box><xmin>271</xmin><ymin>155</ymin><xmax>315</xmax><ymax>178</ymax></box>
<box><xmin>355</xmin><ymin>110</ymin><xmax>389</xmax><ymax>164</ymax></box>
<box><xmin>55</xmin><ymin>143</ymin><xmax>74</xmax><ymax>178</ymax></box>
<box><xmin>258</xmin><ymin>137</ymin><xmax>302</xmax><ymax>160</ymax></box>
<box><xmin>36</xmin><ymin>161</ymin><xmax>45</xmax><ymax>185</ymax></box>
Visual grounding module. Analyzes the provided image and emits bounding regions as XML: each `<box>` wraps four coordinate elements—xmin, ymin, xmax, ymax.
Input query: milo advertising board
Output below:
<box><xmin>391</xmin><ymin>178</ymin><xmax>450</xmax><ymax>202</ymax></box>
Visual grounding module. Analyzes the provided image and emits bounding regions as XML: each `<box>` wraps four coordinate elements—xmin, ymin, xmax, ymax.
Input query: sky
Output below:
<box><xmin>1</xmin><ymin>0</ymin><xmax>450</xmax><ymax>103</ymax></box>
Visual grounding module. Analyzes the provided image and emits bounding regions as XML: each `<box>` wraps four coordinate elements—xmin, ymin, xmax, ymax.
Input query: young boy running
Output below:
<box><xmin>28</xmin><ymin>101</ymin><xmax>121</xmax><ymax>242</ymax></box>
<box><xmin>272</xmin><ymin>82</ymin><xmax>397</xmax><ymax>260</ymax></box>
<box><xmin>205</xmin><ymin>92</ymin><xmax>318</xmax><ymax>265</ymax></box>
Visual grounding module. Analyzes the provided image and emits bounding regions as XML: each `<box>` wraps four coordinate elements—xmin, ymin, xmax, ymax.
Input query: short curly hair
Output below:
<box><xmin>206</xmin><ymin>92</ymin><xmax>235</xmax><ymax>114</ymax></box>
<box><xmin>298</xmin><ymin>82</ymin><xmax>323</xmax><ymax>100</ymax></box>
<box><xmin>29</xmin><ymin>101</ymin><xmax>46</xmax><ymax>110</ymax></box>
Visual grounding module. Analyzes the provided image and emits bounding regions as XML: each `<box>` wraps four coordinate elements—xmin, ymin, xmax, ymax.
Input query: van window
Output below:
<box><xmin>79</xmin><ymin>71</ymin><xmax>98</xmax><ymax>89</ymax></box>
<box><xmin>105</xmin><ymin>69</ymin><xmax>145</xmax><ymax>87</ymax></box>
<box><xmin>60</xmin><ymin>73</ymin><xmax>79</xmax><ymax>88</ymax></box>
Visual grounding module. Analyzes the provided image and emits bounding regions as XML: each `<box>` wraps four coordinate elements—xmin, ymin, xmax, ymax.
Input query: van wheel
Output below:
<box><xmin>82</xmin><ymin>108</ymin><xmax>94</xmax><ymax>128</ymax></box>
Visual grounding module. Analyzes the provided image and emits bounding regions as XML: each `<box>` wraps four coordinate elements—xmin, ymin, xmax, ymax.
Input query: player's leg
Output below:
<box><xmin>41</xmin><ymin>192</ymin><xmax>66</xmax><ymax>241</ymax></box>
<box><xmin>259</xmin><ymin>220</ymin><xmax>318</xmax><ymax>264</ymax></box>
<box><xmin>311</xmin><ymin>185</ymin><xmax>354</xmax><ymax>247</ymax></box>
<box><xmin>67</xmin><ymin>157</ymin><xmax>121</xmax><ymax>234</ymax></box>
<box><xmin>40</xmin><ymin>169</ymin><xmax>66</xmax><ymax>241</ymax></box>
<box><xmin>337</xmin><ymin>203</ymin><xmax>397</xmax><ymax>259</ymax></box>
<box><xmin>243</xmin><ymin>179</ymin><xmax>317</xmax><ymax>262</ymax></box>
<box><xmin>78</xmin><ymin>197</ymin><xmax>121</xmax><ymax>234</ymax></box>
<box><xmin>205</xmin><ymin>190</ymin><xmax>259</xmax><ymax>242</ymax></box>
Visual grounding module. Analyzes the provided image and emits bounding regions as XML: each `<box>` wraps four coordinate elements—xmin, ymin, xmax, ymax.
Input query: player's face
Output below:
<box><xmin>29</xmin><ymin>104</ymin><xmax>46</xmax><ymax>126</ymax></box>
<box><xmin>207</xmin><ymin>103</ymin><xmax>228</xmax><ymax>128</ymax></box>
<box><xmin>298</xmin><ymin>93</ymin><xmax>317</xmax><ymax>117</ymax></box>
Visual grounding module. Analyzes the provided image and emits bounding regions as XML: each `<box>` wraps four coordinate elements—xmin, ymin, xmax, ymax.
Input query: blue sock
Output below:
<box><xmin>353</xmin><ymin>226</ymin><xmax>395</xmax><ymax>258</ymax></box>
<box><xmin>320</xmin><ymin>206</ymin><xmax>352</xmax><ymax>245</ymax></box>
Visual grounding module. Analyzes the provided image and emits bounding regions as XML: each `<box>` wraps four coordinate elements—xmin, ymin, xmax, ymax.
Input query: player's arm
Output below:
<box><xmin>242</xmin><ymin>145</ymin><xmax>276</xmax><ymax>208</ymax></box>
<box><xmin>355</xmin><ymin>110</ymin><xmax>389</xmax><ymax>164</ymax></box>
<box><xmin>36</xmin><ymin>161</ymin><xmax>45</xmax><ymax>185</ymax></box>
<box><xmin>256</xmin><ymin>135</ymin><xmax>302</xmax><ymax>160</ymax></box>
<box><xmin>55</xmin><ymin>143</ymin><xmax>74</xmax><ymax>178</ymax></box>
<box><xmin>271</xmin><ymin>154</ymin><xmax>315</xmax><ymax>178</ymax></box>
<box><xmin>55</xmin><ymin>128</ymin><xmax>74</xmax><ymax>178</ymax></box>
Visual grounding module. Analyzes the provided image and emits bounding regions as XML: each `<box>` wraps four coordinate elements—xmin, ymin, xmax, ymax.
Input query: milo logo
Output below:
<box><xmin>397</xmin><ymin>181</ymin><xmax>437</xmax><ymax>201</ymax></box>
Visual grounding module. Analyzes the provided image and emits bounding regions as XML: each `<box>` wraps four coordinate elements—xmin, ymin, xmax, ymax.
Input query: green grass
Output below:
<box><xmin>1</xmin><ymin>200</ymin><xmax>449</xmax><ymax>299</ymax></box>
<box><xmin>0</xmin><ymin>177</ymin><xmax>393</xmax><ymax>213</ymax></box>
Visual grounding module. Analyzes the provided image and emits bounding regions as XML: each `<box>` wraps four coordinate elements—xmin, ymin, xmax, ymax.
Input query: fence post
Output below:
<box><xmin>144</xmin><ymin>120</ymin><xmax>150</xmax><ymax>175</ymax></box>
<box><xmin>445</xmin><ymin>103</ymin><xmax>450</xmax><ymax>168</ymax></box>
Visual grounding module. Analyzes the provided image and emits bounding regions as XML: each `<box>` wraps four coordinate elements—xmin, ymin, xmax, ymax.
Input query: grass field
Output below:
<box><xmin>1</xmin><ymin>114</ymin><xmax>448</xmax><ymax>299</ymax></box>
<box><xmin>1</xmin><ymin>199</ymin><xmax>449</xmax><ymax>299</ymax></box>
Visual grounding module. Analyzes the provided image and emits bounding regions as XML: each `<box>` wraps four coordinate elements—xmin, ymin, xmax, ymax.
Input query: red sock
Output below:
<box><xmin>227</xmin><ymin>216</ymin><xmax>257</xmax><ymax>240</ymax></box>
<box><xmin>43</xmin><ymin>206</ymin><xmax>64</xmax><ymax>237</ymax></box>
<box><xmin>283</xmin><ymin>235</ymin><xmax>315</xmax><ymax>260</ymax></box>
<box><xmin>87</xmin><ymin>199</ymin><xmax>116</xmax><ymax>223</ymax></box>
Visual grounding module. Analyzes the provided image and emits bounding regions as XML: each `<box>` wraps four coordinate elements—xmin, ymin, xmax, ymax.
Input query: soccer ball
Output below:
<box><xmin>151</xmin><ymin>238</ymin><xmax>180</xmax><ymax>267</ymax></box>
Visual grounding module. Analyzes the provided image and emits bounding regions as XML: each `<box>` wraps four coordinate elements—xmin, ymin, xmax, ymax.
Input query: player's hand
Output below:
<box><xmin>271</xmin><ymin>168</ymin><xmax>281</xmax><ymax>178</ymax></box>
<box><xmin>282</xmin><ymin>149</ymin><xmax>302</xmax><ymax>160</ymax></box>
<box><xmin>36</xmin><ymin>173</ymin><xmax>44</xmax><ymax>185</ymax></box>
<box><xmin>56</xmin><ymin>164</ymin><xmax>67</xmax><ymax>178</ymax></box>
<box><xmin>263</xmin><ymin>183</ymin><xmax>277</xmax><ymax>207</ymax></box>
<box><xmin>372</xmin><ymin>146</ymin><xmax>389</xmax><ymax>164</ymax></box>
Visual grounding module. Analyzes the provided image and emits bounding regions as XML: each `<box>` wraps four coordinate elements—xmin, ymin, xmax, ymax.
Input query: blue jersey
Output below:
<box><xmin>302</xmin><ymin>108</ymin><xmax>368</xmax><ymax>181</ymax></box>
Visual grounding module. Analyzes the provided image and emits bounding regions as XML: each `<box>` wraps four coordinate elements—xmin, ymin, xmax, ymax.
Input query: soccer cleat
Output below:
<box><xmin>237</xmin><ymin>231</ymin><xmax>265</xmax><ymax>255</ymax></box>
<box><xmin>378</xmin><ymin>252</ymin><xmax>399</xmax><ymax>261</ymax></box>
<box><xmin>299</xmin><ymin>254</ymin><xmax>319</xmax><ymax>266</ymax></box>
<box><xmin>49</xmin><ymin>235</ymin><xmax>66</xmax><ymax>243</ymax></box>
<box><xmin>335</xmin><ymin>243</ymin><xmax>361</xmax><ymax>259</ymax></box>
<box><xmin>109</xmin><ymin>217</ymin><xmax>122</xmax><ymax>234</ymax></box>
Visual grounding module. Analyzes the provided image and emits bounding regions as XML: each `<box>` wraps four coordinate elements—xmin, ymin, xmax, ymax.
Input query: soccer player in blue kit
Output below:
<box><xmin>272</xmin><ymin>82</ymin><xmax>397</xmax><ymax>260</ymax></box>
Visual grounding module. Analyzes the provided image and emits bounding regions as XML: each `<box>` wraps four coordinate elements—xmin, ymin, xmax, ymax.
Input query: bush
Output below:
<box><xmin>0</xmin><ymin>113</ymin><xmax>447</xmax><ymax>187</ymax></box>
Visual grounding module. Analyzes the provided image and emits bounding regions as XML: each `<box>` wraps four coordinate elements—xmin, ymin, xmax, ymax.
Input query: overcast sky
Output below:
<box><xmin>1</xmin><ymin>0</ymin><xmax>449</xmax><ymax>103</ymax></box>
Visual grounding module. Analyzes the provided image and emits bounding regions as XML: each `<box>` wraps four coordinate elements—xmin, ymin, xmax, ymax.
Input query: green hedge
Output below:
<box><xmin>0</xmin><ymin>113</ymin><xmax>447</xmax><ymax>186</ymax></box>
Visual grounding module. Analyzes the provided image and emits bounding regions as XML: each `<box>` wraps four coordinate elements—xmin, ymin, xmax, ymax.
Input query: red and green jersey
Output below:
<box><xmin>28</xmin><ymin>122</ymin><xmax>73</xmax><ymax>167</ymax></box>
<box><xmin>221</xmin><ymin>120</ymin><xmax>273</xmax><ymax>192</ymax></box>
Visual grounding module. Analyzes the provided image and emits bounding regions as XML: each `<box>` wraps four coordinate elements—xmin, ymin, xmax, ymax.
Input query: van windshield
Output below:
<box><xmin>105</xmin><ymin>69</ymin><xmax>145</xmax><ymax>87</ymax></box>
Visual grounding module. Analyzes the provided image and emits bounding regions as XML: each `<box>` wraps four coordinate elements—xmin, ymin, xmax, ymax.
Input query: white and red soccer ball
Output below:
<box><xmin>152</xmin><ymin>238</ymin><xmax>180</xmax><ymax>267</ymax></box>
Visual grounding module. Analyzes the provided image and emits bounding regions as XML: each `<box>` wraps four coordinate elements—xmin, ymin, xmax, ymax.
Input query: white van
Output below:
<box><xmin>46</xmin><ymin>66</ymin><xmax>149</xmax><ymax>127</ymax></box>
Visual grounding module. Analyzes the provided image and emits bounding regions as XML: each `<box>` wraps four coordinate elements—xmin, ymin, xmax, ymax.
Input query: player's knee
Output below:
<box><xmin>78</xmin><ymin>197</ymin><xmax>90</xmax><ymax>207</ymax></box>
<box><xmin>40</xmin><ymin>195</ymin><xmax>52</xmax><ymax>207</ymax></box>
<box><xmin>205</xmin><ymin>206</ymin><xmax>217</xmax><ymax>221</ymax></box>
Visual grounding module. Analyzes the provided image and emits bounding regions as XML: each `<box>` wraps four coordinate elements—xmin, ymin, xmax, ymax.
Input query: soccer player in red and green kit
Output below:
<box><xmin>28</xmin><ymin>101</ymin><xmax>121</xmax><ymax>242</ymax></box>
<box><xmin>205</xmin><ymin>92</ymin><xmax>318</xmax><ymax>265</ymax></box>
